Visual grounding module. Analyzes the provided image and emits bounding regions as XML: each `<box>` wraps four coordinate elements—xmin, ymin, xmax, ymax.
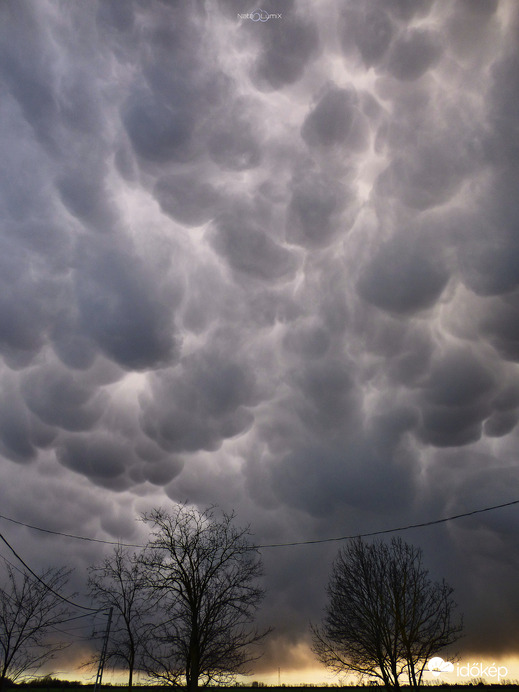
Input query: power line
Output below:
<box><xmin>254</xmin><ymin>498</ymin><xmax>519</xmax><ymax>548</ymax></box>
<box><xmin>0</xmin><ymin>514</ymin><xmax>145</xmax><ymax>548</ymax></box>
<box><xmin>1</xmin><ymin>498</ymin><xmax>519</xmax><ymax>550</ymax></box>
<box><xmin>0</xmin><ymin>552</ymin><xmax>100</xmax><ymax>644</ymax></box>
<box><xmin>0</xmin><ymin>530</ymin><xmax>102</xmax><ymax>612</ymax></box>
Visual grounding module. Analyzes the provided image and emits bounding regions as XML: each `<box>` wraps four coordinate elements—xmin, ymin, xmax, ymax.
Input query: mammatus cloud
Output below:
<box><xmin>1</xmin><ymin>0</ymin><xmax>519</xmax><ymax>680</ymax></box>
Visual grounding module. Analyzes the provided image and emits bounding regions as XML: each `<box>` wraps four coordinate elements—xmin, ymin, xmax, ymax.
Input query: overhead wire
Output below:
<box><xmin>0</xmin><ymin>514</ymin><xmax>145</xmax><ymax>548</ymax></box>
<box><xmin>0</xmin><ymin>553</ymin><xmax>101</xmax><ymax>643</ymax></box>
<box><xmin>0</xmin><ymin>530</ymin><xmax>102</xmax><ymax>613</ymax></box>
<box><xmin>1</xmin><ymin>498</ymin><xmax>519</xmax><ymax>550</ymax></box>
<box><xmin>254</xmin><ymin>498</ymin><xmax>519</xmax><ymax>548</ymax></box>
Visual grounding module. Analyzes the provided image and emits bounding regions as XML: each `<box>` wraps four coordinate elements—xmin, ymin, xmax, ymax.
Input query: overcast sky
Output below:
<box><xmin>1</xmin><ymin>0</ymin><xmax>519</xmax><ymax>683</ymax></box>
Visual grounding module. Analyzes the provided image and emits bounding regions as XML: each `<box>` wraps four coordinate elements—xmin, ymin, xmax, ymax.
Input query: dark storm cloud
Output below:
<box><xmin>208</xmin><ymin>128</ymin><xmax>261</xmax><ymax>171</ymax></box>
<box><xmin>375</xmin><ymin>144</ymin><xmax>468</xmax><ymax>211</ymax></box>
<box><xmin>209</xmin><ymin>209</ymin><xmax>298</xmax><ymax>282</ymax></box>
<box><xmin>382</xmin><ymin>0</ymin><xmax>435</xmax><ymax>20</ymax></box>
<box><xmin>2</xmin><ymin>0</ymin><xmax>519</xmax><ymax>681</ymax></box>
<box><xmin>301</xmin><ymin>84</ymin><xmax>370</xmax><ymax>152</ymax></box>
<box><xmin>0</xmin><ymin>2</ymin><xmax>61</xmax><ymax>151</ymax></box>
<box><xmin>357</xmin><ymin>233</ymin><xmax>450</xmax><ymax>314</ymax></box>
<box><xmin>74</xmin><ymin>237</ymin><xmax>182</xmax><ymax>370</ymax></box>
<box><xmin>140</xmin><ymin>348</ymin><xmax>258</xmax><ymax>454</ymax></box>
<box><xmin>120</xmin><ymin>4</ymin><xmax>232</xmax><ymax>167</ymax></box>
<box><xmin>480</xmin><ymin>293</ymin><xmax>519</xmax><ymax>362</ymax></box>
<box><xmin>484</xmin><ymin>410</ymin><xmax>519</xmax><ymax>438</ymax></box>
<box><xmin>21</xmin><ymin>365</ymin><xmax>108</xmax><ymax>432</ymax></box>
<box><xmin>207</xmin><ymin>99</ymin><xmax>264</xmax><ymax>171</ymax></box>
<box><xmin>0</xmin><ymin>241</ymin><xmax>52</xmax><ymax>359</ymax></box>
<box><xmin>412</xmin><ymin>342</ymin><xmax>519</xmax><ymax>446</ymax></box>
<box><xmin>286</xmin><ymin>167</ymin><xmax>357</xmax><ymax>248</ymax></box>
<box><xmin>283</xmin><ymin>318</ymin><xmax>330</xmax><ymax>358</ymax></box>
<box><xmin>420</xmin><ymin>349</ymin><xmax>496</xmax><ymax>408</ymax></box>
<box><xmin>122</xmin><ymin>89</ymin><xmax>197</xmax><ymax>164</ymax></box>
<box><xmin>250</xmin><ymin>2</ymin><xmax>320</xmax><ymax>91</ymax></box>
<box><xmin>386</xmin><ymin>28</ymin><xmax>441</xmax><ymax>81</ymax></box>
<box><xmin>338</xmin><ymin>0</ymin><xmax>434</xmax><ymax>67</ymax></box>
<box><xmin>0</xmin><ymin>373</ymin><xmax>40</xmax><ymax>463</ymax></box>
<box><xmin>57</xmin><ymin>434</ymin><xmax>130</xmax><ymax>488</ymax></box>
<box><xmin>340</xmin><ymin>5</ymin><xmax>394</xmax><ymax>67</ymax></box>
<box><xmin>154</xmin><ymin>174</ymin><xmax>221</xmax><ymax>226</ymax></box>
<box><xmin>269</xmin><ymin>427</ymin><xmax>416</xmax><ymax>518</ymax></box>
<box><xmin>489</xmin><ymin>54</ymin><xmax>519</xmax><ymax>161</ymax></box>
<box><xmin>51</xmin><ymin>314</ymin><xmax>99</xmax><ymax>371</ymax></box>
<box><xmin>287</xmin><ymin>358</ymin><xmax>359</xmax><ymax>436</ymax></box>
<box><xmin>57</xmin><ymin>166</ymin><xmax>118</xmax><ymax>232</ymax></box>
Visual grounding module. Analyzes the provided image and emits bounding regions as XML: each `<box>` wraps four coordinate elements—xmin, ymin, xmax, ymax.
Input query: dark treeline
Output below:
<box><xmin>1</xmin><ymin>506</ymin><xmax>464</xmax><ymax>692</ymax></box>
<box><xmin>7</xmin><ymin>684</ymin><xmax>519</xmax><ymax>690</ymax></box>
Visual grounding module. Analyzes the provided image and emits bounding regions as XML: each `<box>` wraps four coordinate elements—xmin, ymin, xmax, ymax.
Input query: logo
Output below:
<box><xmin>428</xmin><ymin>657</ymin><xmax>454</xmax><ymax>677</ymax></box>
<box><xmin>427</xmin><ymin>657</ymin><xmax>508</xmax><ymax>682</ymax></box>
<box><xmin>237</xmin><ymin>9</ymin><xmax>283</xmax><ymax>21</ymax></box>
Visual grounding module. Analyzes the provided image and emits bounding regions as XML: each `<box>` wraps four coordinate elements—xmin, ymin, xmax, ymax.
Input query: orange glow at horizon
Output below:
<box><xmin>48</xmin><ymin>649</ymin><xmax>519</xmax><ymax>687</ymax></box>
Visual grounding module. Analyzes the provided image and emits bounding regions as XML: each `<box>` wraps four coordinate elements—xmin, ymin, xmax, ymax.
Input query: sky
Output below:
<box><xmin>1</xmin><ymin>0</ymin><xmax>519</xmax><ymax>684</ymax></box>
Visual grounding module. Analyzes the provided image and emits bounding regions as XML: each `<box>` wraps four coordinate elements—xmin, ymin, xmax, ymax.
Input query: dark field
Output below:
<box><xmin>9</xmin><ymin>686</ymin><xmax>519</xmax><ymax>692</ymax></box>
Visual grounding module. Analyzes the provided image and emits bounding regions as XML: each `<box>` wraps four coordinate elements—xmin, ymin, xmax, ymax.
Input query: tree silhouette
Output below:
<box><xmin>0</xmin><ymin>562</ymin><xmax>71</xmax><ymax>692</ymax></box>
<box><xmin>312</xmin><ymin>537</ymin><xmax>462</xmax><ymax>688</ymax></box>
<box><xmin>141</xmin><ymin>505</ymin><xmax>268</xmax><ymax>690</ymax></box>
<box><xmin>88</xmin><ymin>545</ymin><xmax>151</xmax><ymax>688</ymax></box>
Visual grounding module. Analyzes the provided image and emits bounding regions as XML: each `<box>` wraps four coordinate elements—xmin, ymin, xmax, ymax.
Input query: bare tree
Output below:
<box><xmin>141</xmin><ymin>505</ymin><xmax>268</xmax><ymax>691</ymax></box>
<box><xmin>88</xmin><ymin>545</ymin><xmax>152</xmax><ymax>688</ymax></box>
<box><xmin>312</xmin><ymin>537</ymin><xmax>462</xmax><ymax>689</ymax></box>
<box><xmin>0</xmin><ymin>561</ymin><xmax>72</xmax><ymax>692</ymax></box>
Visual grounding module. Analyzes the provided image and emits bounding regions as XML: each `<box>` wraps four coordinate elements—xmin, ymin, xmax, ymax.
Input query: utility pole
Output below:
<box><xmin>94</xmin><ymin>607</ymin><xmax>113</xmax><ymax>692</ymax></box>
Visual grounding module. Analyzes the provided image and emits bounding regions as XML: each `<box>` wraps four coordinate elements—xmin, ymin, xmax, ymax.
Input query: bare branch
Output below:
<box><xmin>0</xmin><ymin>563</ymin><xmax>72</xmax><ymax>692</ymax></box>
<box><xmin>312</xmin><ymin>537</ymin><xmax>462</xmax><ymax>689</ymax></box>
<box><xmin>140</xmin><ymin>504</ymin><xmax>269</xmax><ymax>691</ymax></box>
<box><xmin>87</xmin><ymin>545</ymin><xmax>153</xmax><ymax>688</ymax></box>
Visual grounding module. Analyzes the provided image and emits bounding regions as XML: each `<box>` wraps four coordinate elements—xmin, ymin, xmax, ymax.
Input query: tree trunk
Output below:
<box><xmin>0</xmin><ymin>662</ymin><xmax>9</xmax><ymax>692</ymax></box>
<box><xmin>408</xmin><ymin>661</ymin><xmax>418</xmax><ymax>688</ymax></box>
<box><xmin>188</xmin><ymin>671</ymin><xmax>199</xmax><ymax>692</ymax></box>
<box><xmin>187</xmin><ymin>651</ymin><xmax>199</xmax><ymax>692</ymax></box>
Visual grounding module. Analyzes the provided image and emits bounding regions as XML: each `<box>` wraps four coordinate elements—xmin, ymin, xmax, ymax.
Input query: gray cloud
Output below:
<box><xmin>0</xmin><ymin>374</ymin><xmax>40</xmax><ymax>463</ymax></box>
<box><xmin>390</xmin><ymin>0</ymin><xmax>434</xmax><ymax>19</ymax></box>
<box><xmin>140</xmin><ymin>348</ymin><xmax>259</xmax><ymax>454</ymax></box>
<box><xmin>56</xmin><ymin>434</ymin><xmax>131</xmax><ymax>489</ymax></box>
<box><xmin>376</xmin><ymin>145</ymin><xmax>468</xmax><ymax>211</ymax></box>
<box><xmin>386</xmin><ymin>28</ymin><xmax>441</xmax><ymax>81</ymax></box>
<box><xmin>342</xmin><ymin>5</ymin><xmax>394</xmax><ymax>67</ymax></box>
<box><xmin>251</xmin><ymin>4</ymin><xmax>319</xmax><ymax>91</ymax></box>
<box><xmin>283</xmin><ymin>317</ymin><xmax>330</xmax><ymax>359</ymax></box>
<box><xmin>286</xmin><ymin>166</ymin><xmax>357</xmax><ymax>248</ymax></box>
<box><xmin>480</xmin><ymin>293</ymin><xmax>519</xmax><ymax>362</ymax></box>
<box><xmin>301</xmin><ymin>84</ymin><xmax>370</xmax><ymax>153</ymax></box>
<box><xmin>57</xmin><ymin>166</ymin><xmax>118</xmax><ymax>232</ymax></box>
<box><xmin>1</xmin><ymin>0</ymin><xmax>519</xmax><ymax>682</ymax></box>
<box><xmin>357</xmin><ymin>233</ymin><xmax>450</xmax><ymax>314</ymax></box>
<box><xmin>122</xmin><ymin>89</ymin><xmax>196</xmax><ymax>164</ymax></box>
<box><xmin>207</xmin><ymin>99</ymin><xmax>264</xmax><ymax>171</ymax></box>
<box><xmin>154</xmin><ymin>173</ymin><xmax>221</xmax><ymax>226</ymax></box>
<box><xmin>74</xmin><ymin>237</ymin><xmax>182</xmax><ymax>370</ymax></box>
<box><xmin>21</xmin><ymin>365</ymin><xmax>108</xmax><ymax>433</ymax></box>
<box><xmin>209</xmin><ymin>209</ymin><xmax>298</xmax><ymax>282</ymax></box>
